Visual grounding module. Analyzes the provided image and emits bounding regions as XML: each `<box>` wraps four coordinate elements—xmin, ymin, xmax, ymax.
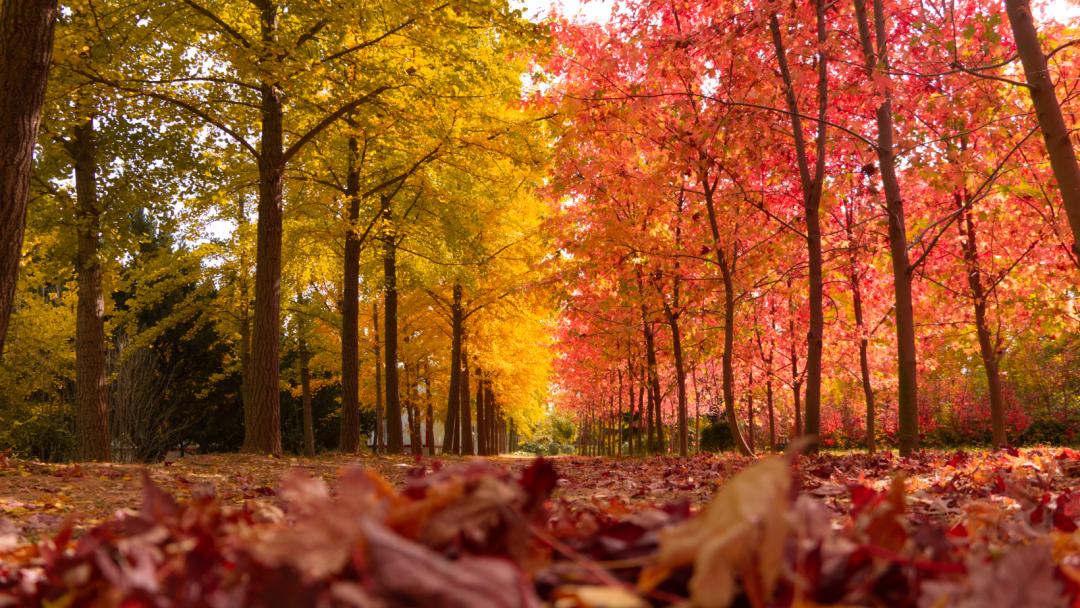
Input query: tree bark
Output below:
<box><xmin>641</xmin><ymin>305</ymin><xmax>661</xmax><ymax>454</ymax></box>
<box><xmin>424</xmin><ymin>364</ymin><xmax>435</xmax><ymax>456</ymax></box>
<box><xmin>718</xmin><ymin>250</ymin><xmax>754</xmax><ymax>456</ymax></box>
<box><xmin>770</xmin><ymin>5</ymin><xmax>828</xmax><ymax>452</ymax></box>
<box><xmin>460</xmin><ymin>341</ymin><xmax>473</xmax><ymax>455</ymax></box>
<box><xmin>1005</xmin><ymin>0</ymin><xmax>1080</xmax><ymax>262</ymax></box>
<box><xmin>442</xmin><ymin>283</ymin><xmax>462</xmax><ymax>454</ymax></box>
<box><xmin>844</xmin><ymin>201</ymin><xmax>877</xmax><ymax>453</ymax></box>
<box><xmin>700</xmin><ymin>177</ymin><xmax>753</xmax><ymax>455</ymax></box>
<box><xmin>246</xmin><ymin>1</ymin><xmax>286</xmax><ymax>455</ymax></box>
<box><xmin>382</xmin><ymin>196</ymin><xmax>403</xmax><ymax>453</ymax></box>
<box><xmin>299</xmin><ymin>325</ymin><xmax>315</xmax><ymax>457</ymax></box>
<box><xmin>339</xmin><ymin>137</ymin><xmax>362</xmax><ymax>453</ymax></box>
<box><xmin>70</xmin><ymin>120</ymin><xmax>110</xmax><ymax>462</ymax></box>
<box><xmin>854</xmin><ymin>0</ymin><xmax>919</xmax><ymax>455</ymax></box>
<box><xmin>372</xmin><ymin>301</ymin><xmax>383</xmax><ymax>453</ymax></box>
<box><xmin>475</xmin><ymin>367</ymin><xmax>486</xmax><ymax>455</ymax></box>
<box><xmin>665</xmin><ymin>305</ymin><xmax>689</xmax><ymax>456</ymax></box>
<box><xmin>958</xmin><ymin>192</ymin><xmax>1007</xmax><ymax>447</ymax></box>
<box><xmin>0</xmin><ymin>0</ymin><xmax>58</xmax><ymax>354</ymax></box>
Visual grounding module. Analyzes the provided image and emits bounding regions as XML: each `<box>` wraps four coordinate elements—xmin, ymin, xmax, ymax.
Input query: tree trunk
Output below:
<box><xmin>442</xmin><ymin>283</ymin><xmax>462</xmax><ymax>454</ymax></box>
<box><xmin>747</xmin><ymin>369</ymin><xmax>755</xmax><ymax>453</ymax></box>
<box><xmin>958</xmin><ymin>193</ymin><xmax>1007</xmax><ymax>447</ymax></box>
<box><xmin>475</xmin><ymin>367</ymin><xmax>486</xmax><ymax>455</ymax></box>
<box><xmin>0</xmin><ymin>0</ymin><xmax>57</xmax><ymax>353</ymax></box>
<box><xmin>382</xmin><ymin>197</ymin><xmax>403</xmax><ymax>453</ymax></box>
<box><xmin>854</xmin><ymin>0</ymin><xmax>919</xmax><ymax>455</ymax></box>
<box><xmin>700</xmin><ymin>178</ymin><xmax>753</xmax><ymax>456</ymax></box>
<box><xmin>71</xmin><ymin>120</ymin><xmax>110</xmax><ymax>462</ymax></box>
<box><xmin>485</xmin><ymin>379</ymin><xmax>494</xmax><ymax>455</ymax></box>
<box><xmin>372</xmin><ymin>301</ymin><xmax>383</xmax><ymax>453</ymax></box>
<box><xmin>339</xmin><ymin>137</ymin><xmax>362</xmax><ymax>453</ymax></box>
<box><xmin>770</xmin><ymin>6</ymin><xmax>828</xmax><ymax>452</ymax></box>
<box><xmin>767</xmin><ymin>373</ymin><xmax>776</xmax><ymax>450</ymax></box>
<box><xmin>845</xmin><ymin>203</ymin><xmax>876</xmax><ymax>453</ymax></box>
<box><xmin>617</xmin><ymin>369</ymin><xmax>624</xmax><ymax>457</ymax></box>
<box><xmin>460</xmin><ymin>341</ymin><xmax>473</xmax><ymax>455</ymax></box>
<box><xmin>246</xmin><ymin>2</ymin><xmax>286</xmax><ymax>456</ymax></box>
<box><xmin>1005</xmin><ymin>0</ymin><xmax>1080</xmax><ymax>262</ymax></box>
<box><xmin>299</xmin><ymin>326</ymin><xmax>315</xmax><ymax>457</ymax></box>
<box><xmin>665</xmin><ymin>307</ymin><xmax>689</xmax><ymax>456</ymax></box>
<box><xmin>718</xmin><ymin>250</ymin><xmax>754</xmax><ymax>456</ymax></box>
<box><xmin>424</xmin><ymin>365</ymin><xmax>435</xmax><ymax>456</ymax></box>
<box><xmin>642</xmin><ymin>307</ymin><xmax>661</xmax><ymax>454</ymax></box>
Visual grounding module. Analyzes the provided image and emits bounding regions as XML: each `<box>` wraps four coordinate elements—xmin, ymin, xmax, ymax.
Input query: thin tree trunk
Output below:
<box><xmin>0</xmin><ymin>0</ymin><xmax>58</xmax><ymax>353</ymax></box>
<box><xmin>770</xmin><ymin>5</ymin><xmax>828</xmax><ymax>452</ymax></box>
<box><xmin>854</xmin><ymin>0</ymin><xmax>919</xmax><ymax>455</ymax></box>
<box><xmin>642</xmin><ymin>309</ymin><xmax>660</xmax><ymax>454</ymax></box>
<box><xmin>372</xmin><ymin>301</ymin><xmax>383</xmax><ymax>453</ymax></box>
<box><xmin>1005</xmin><ymin>0</ymin><xmax>1080</xmax><ymax>262</ymax></box>
<box><xmin>442</xmin><ymin>283</ymin><xmax>462</xmax><ymax>455</ymax></box>
<box><xmin>339</xmin><ymin>137</ymin><xmax>362</xmax><ymax>453</ymax></box>
<box><xmin>767</xmin><ymin>372</ymin><xmax>776</xmax><ymax>450</ymax></box>
<box><xmin>790</xmin><ymin>313</ymin><xmax>803</xmax><ymax>438</ymax></box>
<box><xmin>298</xmin><ymin>321</ymin><xmax>315</xmax><ymax>458</ymax></box>
<box><xmin>665</xmin><ymin>306</ymin><xmax>689</xmax><ymax>457</ymax></box>
<box><xmin>747</xmin><ymin>369</ymin><xmax>755</xmax><ymax>454</ymax></box>
<box><xmin>70</xmin><ymin>120</ymin><xmax>110</xmax><ymax>462</ymax></box>
<box><xmin>718</xmin><ymin>250</ymin><xmax>754</xmax><ymax>455</ymax></box>
<box><xmin>246</xmin><ymin>1</ymin><xmax>286</xmax><ymax>455</ymax></box>
<box><xmin>845</xmin><ymin>202</ymin><xmax>876</xmax><ymax>453</ymax></box>
<box><xmin>475</xmin><ymin>367</ymin><xmax>486</xmax><ymax>455</ymax></box>
<box><xmin>460</xmin><ymin>341</ymin><xmax>473</xmax><ymax>455</ymax></box>
<box><xmin>692</xmin><ymin>366</ymin><xmax>702</xmax><ymax>454</ymax></box>
<box><xmin>617</xmin><ymin>369</ymin><xmax>624</xmax><ymax>458</ymax></box>
<box><xmin>700</xmin><ymin>178</ymin><xmax>753</xmax><ymax>456</ymax></box>
<box><xmin>958</xmin><ymin>192</ymin><xmax>1007</xmax><ymax>447</ymax></box>
<box><xmin>382</xmin><ymin>196</ymin><xmax>403</xmax><ymax>453</ymax></box>
<box><xmin>424</xmin><ymin>364</ymin><xmax>435</xmax><ymax>456</ymax></box>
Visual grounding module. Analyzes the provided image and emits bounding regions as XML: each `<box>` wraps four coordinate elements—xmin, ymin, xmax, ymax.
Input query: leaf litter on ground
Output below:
<box><xmin>2</xmin><ymin>448</ymin><xmax>1080</xmax><ymax>606</ymax></box>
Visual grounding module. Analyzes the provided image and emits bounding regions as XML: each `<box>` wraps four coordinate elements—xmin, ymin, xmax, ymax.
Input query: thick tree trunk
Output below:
<box><xmin>460</xmin><ymin>342</ymin><xmax>473</xmax><ymax>455</ymax></box>
<box><xmin>0</xmin><ymin>0</ymin><xmax>57</xmax><ymax>354</ymax></box>
<box><xmin>770</xmin><ymin>4</ymin><xmax>828</xmax><ymax>452</ymax></box>
<box><xmin>71</xmin><ymin>120</ymin><xmax>110</xmax><ymax>462</ymax></box>
<box><xmin>372</xmin><ymin>302</ymin><xmax>383</xmax><ymax>453</ymax></box>
<box><xmin>441</xmin><ymin>284</ymin><xmax>462</xmax><ymax>454</ymax></box>
<box><xmin>299</xmin><ymin>330</ymin><xmax>315</xmax><ymax>457</ymax></box>
<box><xmin>382</xmin><ymin>199</ymin><xmax>403</xmax><ymax>453</ymax></box>
<box><xmin>958</xmin><ymin>195</ymin><xmax>1007</xmax><ymax>447</ymax></box>
<box><xmin>339</xmin><ymin>137</ymin><xmax>362</xmax><ymax>453</ymax></box>
<box><xmin>1005</xmin><ymin>0</ymin><xmax>1080</xmax><ymax>262</ymax></box>
<box><xmin>246</xmin><ymin>2</ymin><xmax>285</xmax><ymax>456</ymax></box>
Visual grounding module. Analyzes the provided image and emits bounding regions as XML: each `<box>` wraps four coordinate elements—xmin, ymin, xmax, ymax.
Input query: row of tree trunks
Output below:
<box><xmin>0</xmin><ymin>0</ymin><xmax>58</xmax><ymax>354</ymax></box>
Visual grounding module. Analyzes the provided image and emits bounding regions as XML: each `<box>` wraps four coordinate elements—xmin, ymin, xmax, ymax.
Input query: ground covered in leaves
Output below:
<box><xmin>2</xmin><ymin>448</ymin><xmax>1080</xmax><ymax>606</ymax></box>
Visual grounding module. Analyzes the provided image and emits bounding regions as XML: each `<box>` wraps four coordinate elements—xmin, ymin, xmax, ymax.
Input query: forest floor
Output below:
<box><xmin>4</xmin><ymin>447</ymin><xmax>1080</xmax><ymax>605</ymax></box>
<box><xmin>2</xmin><ymin>447</ymin><xmax>1077</xmax><ymax>543</ymax></box>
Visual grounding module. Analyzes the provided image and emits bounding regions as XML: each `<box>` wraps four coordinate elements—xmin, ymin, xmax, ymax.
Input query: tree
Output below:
<box><xmin>0</xmin><ymin>0</ymin><xmax>58</xmax><ymax>353</ymax></box>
